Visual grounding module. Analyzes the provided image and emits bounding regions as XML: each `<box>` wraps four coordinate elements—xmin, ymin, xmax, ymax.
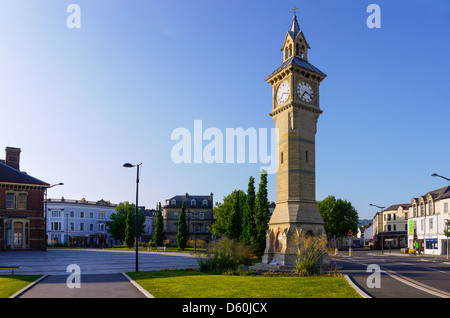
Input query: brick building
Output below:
<box><xmin>0</xmin><ymin>147</ymin><xmax>49</xmax><ymax>250</ymax></box>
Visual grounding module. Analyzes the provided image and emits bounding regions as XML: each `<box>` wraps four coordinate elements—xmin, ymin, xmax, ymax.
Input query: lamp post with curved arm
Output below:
<box><xmin>370</xmin><ymin>203</ymin><xmax>385</xmax><ymax>254</ymax></box>
<box><xmin>123</xmin><ymin>163</ymin><xmax>142</xmax><ymax>272</ymax></box>
<box><xmin>431</xmin><ymin>173</ymin><xmax>449</xmax><ymax>259</ymax></box>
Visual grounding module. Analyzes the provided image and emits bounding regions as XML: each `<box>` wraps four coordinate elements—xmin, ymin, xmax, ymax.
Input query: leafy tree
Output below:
<box><xmin>153</xmin><ymin>202</ymin><xmax>165</xmax><ymax>246</ymax></box>
<box><xmin>106</xmin><ymin>203</ymin><xmax>128</xmax><ymax>242</ymax></box>
<box><xmin>317</xmin><ymin>195</ymin><xmax>359</xmax><ymax>239</ymax></box>
<box><xmin>227</xmin><ymin>189</ymin><xmax>246</xmax><ymax>240</ymax></box>
<box><xmin>241</xmin><ymin>176</ymin><xmax>256</xmax><ymax>245</ymax></box>
<box><xmin>254</xmin><ymin>170</ymin><xmax>270</xmax><ymax>257</ymax></box>
<box><xmin>176</xmin><ymin>200</ymin><xmax>188</xmax><ymax>251</ymax></box>
<box><xmin>209</xmin><ymin>190</ymin><xmax>246</xmax><ymax>240</ymax></box>
<box><xmin>107</xmin><ymin>201</ymin><xmax>144</xmax><ymax>245</ymax></box>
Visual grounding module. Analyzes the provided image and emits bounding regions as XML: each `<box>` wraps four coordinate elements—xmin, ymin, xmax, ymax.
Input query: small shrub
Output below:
<box><xmin>197</xmin><ymin>238</ymin><xmax>253</xmax><ymax>274</ymax></box>
<box><xmin>295</xmin><ymin>233</ymin><xmax>328</xmax><ymax>276</ymax></box>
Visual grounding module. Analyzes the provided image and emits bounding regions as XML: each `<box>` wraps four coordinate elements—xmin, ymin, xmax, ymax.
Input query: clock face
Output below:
<box><xmin>276</xmin><ymin>81</ymin><xmax>290</xmax><ymax>105</ymax></box>
<box><xmin>297</xmin><ymin>82</ymin><xmax>314</xmax><ymax>103</ymax></box>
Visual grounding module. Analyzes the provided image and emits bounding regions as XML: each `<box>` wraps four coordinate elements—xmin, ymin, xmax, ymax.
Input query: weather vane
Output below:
<box><xmin>290</xmin><ymin>6</ymin><xmax>299</xmax><ymax>16</ymax></box>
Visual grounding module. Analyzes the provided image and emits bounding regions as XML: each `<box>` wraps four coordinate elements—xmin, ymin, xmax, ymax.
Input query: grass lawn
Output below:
<box><xmin>127</xmin><ymin>270</ymin><xmax>361</xmax><ymax>298</ymax></box>
<box><xmin>0</xmin><ymin>275</ymin><xmax>42</xmax><ymax>298</ymax></box>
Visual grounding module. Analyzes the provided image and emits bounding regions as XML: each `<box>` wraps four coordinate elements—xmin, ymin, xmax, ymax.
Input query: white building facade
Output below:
<box><xmin>407</xmin><ymin>186</ymin><xmax>450</xmax><ymax>255</ymax></box>
<box><xmin>46</xmin><ymin>198</ymin><xmax>118</xmax><ymax>247</ymax></box>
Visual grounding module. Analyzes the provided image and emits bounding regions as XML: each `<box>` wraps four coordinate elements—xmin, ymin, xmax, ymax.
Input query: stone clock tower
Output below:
<box><xmin>262</xmin><ymin>13</ymin><xmax>327</xmax><ymax>267</ymax></box>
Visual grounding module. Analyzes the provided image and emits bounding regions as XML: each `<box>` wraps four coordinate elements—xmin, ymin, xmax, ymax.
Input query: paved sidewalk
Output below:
<box><xmin>16</xmin><ymin>273</ymin><xmax>148</xmax><ymax>298</ymax></box>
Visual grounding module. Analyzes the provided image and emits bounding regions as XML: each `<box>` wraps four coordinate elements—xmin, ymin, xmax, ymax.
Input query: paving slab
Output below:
<box><xmin>17</xmin><ymin>273</ymin><xmax>147</xmax><ymax>298</ymax></box>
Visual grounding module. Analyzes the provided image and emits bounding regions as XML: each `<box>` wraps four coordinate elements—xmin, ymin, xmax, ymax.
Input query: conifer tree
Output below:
<box><xmin>241</xmin><ymin>176</ymin><xmax>256</xmax><ymax>245</ymax></box>
<box><xmin>254</xmin><ymin>170</ymin><xmax>270</xmax><ymax>257</ymax></box>
<box><xmin>176</xmin><ymin>200</ymin><xmax>188</xmax><ymax>251</ymax></box>
<box><xmin>125</xmin><ymin>207</ymin><xmax>135</xmax><ymax>248</ymax></box>
<box><xmin>153</xmin><ymin>202</ymin><xmax>165</xmax><ymax>246</ymax></box>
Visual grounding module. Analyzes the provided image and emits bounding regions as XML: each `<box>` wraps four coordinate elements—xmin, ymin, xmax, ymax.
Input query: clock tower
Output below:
<box><xmin>262</xmin><ymin>13</ymin><xmax>327</xmax><ymax>266</ymax></box>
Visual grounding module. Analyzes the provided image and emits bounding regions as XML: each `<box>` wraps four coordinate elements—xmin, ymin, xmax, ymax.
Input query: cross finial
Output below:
<box><xmin>290</xmin><ymin>7</ymin><xmax>299</xmax><ymax>16</ymax></box>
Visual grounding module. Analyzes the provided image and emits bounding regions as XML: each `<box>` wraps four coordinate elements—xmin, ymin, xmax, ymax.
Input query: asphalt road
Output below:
<box><xmin>0</xmin><ymin>248</ymin><xmax>199</xmax><ymax>275</ymax></box>
<box><xmin>332</xmin><ymin>248</ymin><xmax>450</xmax><ymax>298</ymax></box>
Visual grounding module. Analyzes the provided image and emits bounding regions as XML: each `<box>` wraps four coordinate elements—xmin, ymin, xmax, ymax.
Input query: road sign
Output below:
<box><xmin>348</xmin><ymin>231</ymin><xmax>353</xmax><ymax>237</ymax></box>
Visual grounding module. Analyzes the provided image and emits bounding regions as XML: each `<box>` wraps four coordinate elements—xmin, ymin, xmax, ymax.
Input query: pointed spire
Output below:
<box><xmin>289</xmin><ymin>12</ymin><xmax>301</xmax><ymax>41</ymax></box>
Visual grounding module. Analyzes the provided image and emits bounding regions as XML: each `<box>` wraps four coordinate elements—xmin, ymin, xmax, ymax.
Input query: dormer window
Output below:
<box><xmin>202</xmin><ymin>200</ymin><xmax>208</xmax><ymax>206</ymax></box>
<box><xmin>171</xmin><ymin>199</ymin><xmax>176</xmax><ymax>205</ymax></box>
<box><xmin>191</xmin><ymin>199</ymin><xmax>196</xmax><ymax>206</ymax></box>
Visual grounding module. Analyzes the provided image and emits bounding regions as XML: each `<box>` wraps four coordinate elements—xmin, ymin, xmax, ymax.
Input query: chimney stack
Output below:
<box><xmin>5</xmin><ymin>147</ymin><xmax>21</xmax><ymax>170</ymax></box>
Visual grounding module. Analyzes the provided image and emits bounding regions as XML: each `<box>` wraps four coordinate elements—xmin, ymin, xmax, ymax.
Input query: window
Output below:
<box><xmin>199</xmin><ymin>212</ymin><xmax>205</xmax><ymax>220</ymax></box>
<box><xmin>90</xmin><ymin>212</ymin><xmax>94</xmax><ymax>218</ymax></box>
<box><xmin>52</xmin><ymin>210</ymin><xmax>61</xmax><ymax>218</ymax></box>
<box><xmin>202</xmin><ymin>200</ymin><xmax>208</xmax><ymax>206</ymax></box>
<box><xmin>191</xmin><ymin>199</ymin><xmax>196</xmax><ymax>206</ymax></box>
<box><xmin>280</xmin><ymin>152</ymin><xmax>284</xmax><ymax>164</ymax></box>
<box><xmin>70</xmin><ymin>223</ymin><xmax>74</xmax><ymax>231</ymax></box>
<box><xmin>429</xmin><ymin>218</ymin><xmax>433</xmax><ymax>231</ymax></box>
<box><xmin>429</xmin><ymin>201</ymin><xmax>434</xmax><ymax>215</ymax></box>
<box><xmin>171</xmin><ymin>199</ymin><xmax>176</xmax><ymax>205</ymax></box>
<box><xmin>51</xmin><ymin>222</ymin><xmax>61</xmax><ymax>231</ymax></box>
<box><xmin>445</xmin><ymin>202</ymin><xmax>449</xmax><ymax>213</ymax></box>
<box><xmin>70</xmin><ymin>211</ymin><xmax>74</xmax><ymax>218</ymax></box>
<box><xmin>98</xmin><ymin>212</ymin><xmax>106</xmax><ymax>219</ymax></box>
<box><xmin>80</xmin><ymin>223</ymin><xmax>84</xmax><ymax>231</ymax></box>
<box><xmin>90</xmin><ymin>224</ymin><xmax>94</xmax><ymax>231</ymax></box>
<box><xmin>421</xmin><ymin>203</ymin><xmax>425</xmax><ymax>216</ymax></box>
<box><xmin>405</xmin><ymin>212</ymin><xmax>408</xmax><ymax>220</ymax></box>
<box><xmin>6</xmin><ymin>193</ymin><xmax>15</xmax><ymax>209</ymax></box>
<box><xmin>174</xmin><ymin>212</ymin><xmax>179</xmax><ymax>220</ymax></box>
<box><xmin>17</xmin><ymin>194</ymin><xmax>27</xmax><ymax>210</ymax></box>
<box><xmin>6</xmin><ymin>193</ymin><xmax>27</xmax><ymax>210</ymax></box>
<box><xmin>80</xmin><ymin>212</ymin><xmax>84</xmax><ymax>218</ymax></box>
<box><xmin>426</xmin><ymin>239</ymin><xmax>438</xmax><ymax>250</ymax></box>
<box><xmin>14</xmin><ymin>222</ymin><xmax>23</xmax><ymax>246</ymax></box>
<box><xmin>305</xmin><ymin>151</ymin><xmax>309</xmax><ymax>163</ymax></box>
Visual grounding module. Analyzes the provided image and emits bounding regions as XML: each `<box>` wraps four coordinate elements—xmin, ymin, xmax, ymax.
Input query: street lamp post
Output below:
<box><xmin>370</xmin><ymin>203</ymin><xmax>385</xmax><ymax>254</ymax></box>
<box><xmin>123</xmin><ymin>163</ymin><xmax>142</xmax><ymax>272</ymax></box>
<box><xmin>431</xmin><ymin>173</ymin><xmax>450</xmax><ymax>182</ymax></box>
<box><xmin>431</xmin><ymin>173</ymin><xmax>449</xmax><ymax>259</ymax></box>
<box><xmin>44</xmin><ymin>183</ymin><xmax>64</xmax><ymax>251</ymax></box>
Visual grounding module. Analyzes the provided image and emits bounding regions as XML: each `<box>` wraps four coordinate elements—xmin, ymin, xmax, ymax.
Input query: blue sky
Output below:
<box><xmin>0</xmin><ymin>0</ymin><xmax>449</xmax><ymax>219</ymax></box>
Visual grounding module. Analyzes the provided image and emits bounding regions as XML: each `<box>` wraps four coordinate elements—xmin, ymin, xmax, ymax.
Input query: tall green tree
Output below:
<box><xmin>241</xmin><ymin>176</ymin><xmax>256</xmax><ymax>245</ymax></box>
<box><xmin>125</xmin><ymin>207</ymin><xmax>135</xmax><ymax>248</ymax></box>
<box><xmin>209</xmin><ymin>189</ymin><xmax>246</xmax><ymax>240</ymax></box>
<box><xmin>107</xmin><ymin>201</ymin><xmax>145</xmax><ymax>245</ymax></box>
<box><xmin>106</xmin><ymin>203</ymin><xmax>128</xmax><ymax>242</ymax></box>
<box><xmin>317</xmin><ymin>195</ymin><xmax>359</xmax><ymax>239</ymax></box>
<box><xmin>176</xmin><ymin>200</ymin><xmax>188</xmax><ymax>251</ymax></box>
<box><xmin>227</xmin><ymin>189</ymin><xmax>246</xmax><ymax>240</ymax></box>
<box><xmin>254</xmin><ymin>170</ymin><xmax>270</xmax><ymax>257</ymax></box>
<box><xmin>153</xmin><ymin>202</ymin><xmax>165</xmax><ymax>246</ymax></box>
